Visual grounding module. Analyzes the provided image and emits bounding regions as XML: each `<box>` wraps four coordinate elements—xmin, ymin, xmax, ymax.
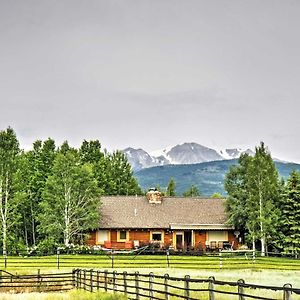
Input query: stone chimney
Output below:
<box><xmin>146</xmin><ymin>188</ymin><xmax>162</xmax><ymax>204</ymax></box>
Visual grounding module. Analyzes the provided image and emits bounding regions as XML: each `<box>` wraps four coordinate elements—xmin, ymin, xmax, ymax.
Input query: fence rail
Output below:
<box><xmin>0</xmin><ymin>269</ymin><xmax>74</xmax><ymax>292</ymax></box>
<box><xmin>2</xmin><ymin>249</ymin><xmax>300</xmax><ymax>270</ymax></box>
<box><xmin>0</xmin><ymin>268</ymin><xmax>298</xmax><ymax>299</ymax></box>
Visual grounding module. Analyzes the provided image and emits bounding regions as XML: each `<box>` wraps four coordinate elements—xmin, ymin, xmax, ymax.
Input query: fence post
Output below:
<box><xmin>90</xmin><ymin>269</ymin><xmax>93</xmax><ymax>292</ymax></box>
<box><xmin>135</xmin><ymin>271</ymin><xmax>140</xmax><ymax>300</ymax></box>
<box><xmin>104</xmin><ymin>270</ymin><xmax>108</xmax><ymax>292</ymax></box>
<box><xmin>164</xmin><ymin>274</ymin><xmax>170</xmax><ymax>300</ymax></box>
<box><xmin>83</xmin><ymin>269</ymin><xmax>87</xmax><ymax>291</ymax></box>
<box><xmin>219</xmin><ymin>250</ymin><xmax>222</xmax><ymax>269</ymax></box>
<box><xmin>253</xmin><ymin>250</ymin><xmax>256</xmax><ymax>264</ymax></box>
<box><xmin>113</xmin><ymin>270</ymin><xmax>117</xmax><ymax>292</ymax></box>
<box><xmin>37</xmin><ymin>269</ymin><xmax>41</xmax><ymax>292</ymax></box>
<box><xmin>237</xmin><ymin>279</ymin><xmax>245</xmax><ymax>300</ymax></box>
<box><xmin>166</xmin><ymin>249</ymin><xmax>170</xmax><ymax>267</ymax></box>
<box><xmin>97</xmin><ymin>270</ymin><xmax>100</xmax><ymax>290</ymax></box>
<box><xmin>149</xmin><ymin>272</ymin><xmax>154</xmax><ymax>300</ymax></box>
<box><xmin>56</xmin><ymin>248</ymin><xmax>60</xmax><ymax>270</ymax></box>
<box><xmin>123</xmin><ymin>271</ymin><xmax>128</xmax><ymax>297</ymax></box>
<box><xmin>72</xmin><ymin>269</ymin><xmax>76</xmax><ymax>288</ymax></box>
<box><xmin>79</xmin><ymin>269</ymin><xmax>82</xmax><ymax>289</ymax></box>
<box><xmin>283</xmin><ymin>283</ymin><xmax>292</xmax><ymax>300</ymax></box>
<box><xmin>184</xmin><ymin>275</ymin><xmax>190</xmax><ymax>300</ymax></box>
<box><xmin>75</xmin><ymin>269</ymin><xmax>80</xmax><ymax>289</ymax></box>
<box><xmin>111</xmin><ymin>250</ymin><xmax>114</xmax><ymax>268</ymax></box>
<box><xmin>208</xmin><ymin>276</ymin><xmax>215</xmax><ymax>300</ymax></box>
<box><xmin>0</xmin><ymin>270</ymin><xmax>2</xmax><ymax>287</ymax></box>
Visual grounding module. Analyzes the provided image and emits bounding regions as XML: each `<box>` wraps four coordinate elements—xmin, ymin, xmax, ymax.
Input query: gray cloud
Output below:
<box><xmin>0</xmin><ymin>0</ymin><xmax>300</xmax><ymax>162</ymax></box>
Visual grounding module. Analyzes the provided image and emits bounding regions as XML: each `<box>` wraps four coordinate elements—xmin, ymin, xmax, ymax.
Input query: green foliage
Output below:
<box><xmin>225</xmin><ymin>142</ymin><xmax>281</xmax><ymax>254</ymax></box>
<box><xmin>0</xmin><ymin>127</ymin><xmax>21</xmax><ymax>253</ymax></box>
<box><xmin>210</xmin><ymin>192</ymin><xmax>223</xmax><ymax>198</ymax></box>
<box><xmin>183</xmin><ymin>185</ymin><xmax>200</xmax><ymax>197</ymax></box>
<box><xmin>0</xmin><ymin>127</ymin><xmax>143</xmax><ymax>250</ymax></box>
<box><xmin>38</xmin><ymin>151</ymin><xmax>101</xmax><ymax>246</ymax></box>
<box><xmin>104</xmin><ymin>150</ymin><xmax>142</xmax><ymax>195</ymax></box>
<box><xmin>277</xmin><ymin>171</ymin><xmax>300</xmax><ymax>254</ymax></box>
<box><xmin>166</xmin><ymin>178</ymin><xmax>176</xmax><ymax>196</ymax></box>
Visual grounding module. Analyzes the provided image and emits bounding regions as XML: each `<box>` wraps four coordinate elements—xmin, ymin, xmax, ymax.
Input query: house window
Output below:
<box><xmin>117</xmin><ymin>230</ymin><xmax>128</xmax><ymax>242</ymax></box>
<box><xmin>208</xmin><ymin>231</ymin><xmax>228</xmax><ymax>242</ymax></box>
<box><xmin>96</xmin><ymin>230</ymin><xmax>109</xmax><ymax>245</ymax></box>
<box><xmin>151</xmin><ymin>231</ymin><xmax>163</xmax><ymax>242</ymax></box>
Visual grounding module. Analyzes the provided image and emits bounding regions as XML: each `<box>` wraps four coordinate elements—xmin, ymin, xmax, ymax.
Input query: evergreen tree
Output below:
<box><xmin>183</xmin><ymin>185</ymin><xmax>200</xmax><ymax>197</ymax></box>
<box><xmin>166</xmin><ymin>178</ymin><xmax>176</xmax><ymax>197</ymax></box>
<box><xmin>279</xmin><ymin>171</ymin><xmax>300</xmax><ymax>254</ymax></box>
<box><xmin>19</xmin><ymin>139</ymin><xmax>56</xmax><ymax>246</ymax></box>
<box><xmin>105</xmin><ymin>151</ymin><xmax>141</xmax><ymax>195</ymax></box>
<box><xmin>225</xmin><ymin>154</ymin><xmax>252</xmax><ymax>232</ymax></box>
<box><xmin>79</xmin><ymin>140</ymin><xmax>103</xmax><ymax>164</ymax></box>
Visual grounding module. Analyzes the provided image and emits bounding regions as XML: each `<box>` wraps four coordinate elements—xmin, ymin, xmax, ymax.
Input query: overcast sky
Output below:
<box><xmin>1</xmin><ymin>0</ymin><xmax>300</xmax><ymax>162</ymax></box>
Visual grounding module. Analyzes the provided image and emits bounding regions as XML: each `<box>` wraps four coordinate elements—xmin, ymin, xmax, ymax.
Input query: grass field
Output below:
<box><xmin>0</xmin><ymin>291</ymin><xmax>126</xmax><ymax>300</ymax></box>
<box><xmin>1</xmin><ymin>254</ymin><xmax>300</xmax><ymax>299</ymax></box>
<box><xmin>2</xmin><ymin>253</ymin><xmax>300</xmax><ymax>271</ymax></box>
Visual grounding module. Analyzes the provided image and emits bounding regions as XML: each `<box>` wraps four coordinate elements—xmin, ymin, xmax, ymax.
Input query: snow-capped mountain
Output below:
<box><xmin>123</xmin><ymin>143</ymin><xmax>256</xmax><ymax>171</ymax></box>
<box><xmin>218</xmin><ymin>148</ymin><xmax>255</xmax><ymax>159</ymax></box>
<box><xmin>151</xmin><ymin>142</ymin><xmax>224</xmax><ymax>164</ymax></box>
<box><xmin>123</xmin><ymin>147</ymin><xmax>169</xmax><ymax>171</ymax></box>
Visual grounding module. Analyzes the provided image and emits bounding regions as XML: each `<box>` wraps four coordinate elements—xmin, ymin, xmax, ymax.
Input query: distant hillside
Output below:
<box><xmin>134</xmin><ymin>160</ymin><xmax>300</xmax><ymax>196</ymax></box>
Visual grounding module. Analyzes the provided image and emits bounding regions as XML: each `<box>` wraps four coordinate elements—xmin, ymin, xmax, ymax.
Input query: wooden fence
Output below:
<box><xmin>0</xmin><ymin>268</ymin><xmax>299</xmax><ymax>299</ymax></box>
<box><xmin>73</xmin><ymin>268</ymin><xmax>299</xmax><ymax>300</ymax></box>
<box><xmin>0</xmin><ymin>269</ymin><xmax>74</xmax><ymax>292</ymax></box>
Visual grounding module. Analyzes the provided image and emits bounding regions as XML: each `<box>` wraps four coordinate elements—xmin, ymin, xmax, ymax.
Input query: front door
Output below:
<box><xmin>184</xmin><ymin>231</ymin><xmax>192</xmax><ymax>250</ymax></box>
<box><xmin>175</xmin><ymin>233</ymin><xmax>184</xmax><ymax>250</ymax></box>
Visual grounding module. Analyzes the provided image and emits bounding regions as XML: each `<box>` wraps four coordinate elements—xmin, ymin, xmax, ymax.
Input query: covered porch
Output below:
<box><xmin>170</xmin><ymin>223</ymin><xmax>236</xmax><ymax>251</ymax></box>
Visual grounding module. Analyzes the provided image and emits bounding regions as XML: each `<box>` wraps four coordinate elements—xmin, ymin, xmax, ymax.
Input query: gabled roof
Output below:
<box><xmin>99</xmin><ymin>196</ymin><xmax>231</xmax><ymax>229</ymax></box>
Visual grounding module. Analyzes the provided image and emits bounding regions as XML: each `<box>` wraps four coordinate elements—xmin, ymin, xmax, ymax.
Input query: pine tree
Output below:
<box><xmin>183</xmin><ymin>185</ymin><xmax>200</xmax><ymax>197</ymax></box>
<box><xmin>166</xmin><ymin>178</ymin><xmax>176</xmax><ymax>197</ymax></box>
<box><xmin>20</xmin><ymin>139</ymin><xmax>56</xmax><ymax>246</ymax></box>
<box><xmin>105</xmin><ymin>151</ymin><xmax>141</xmax><ymax>195</ymax></box>
<box><xmin>280</xmin><ymin>171</ymin><xmax>300</xmax><ymax>254</ymax></box>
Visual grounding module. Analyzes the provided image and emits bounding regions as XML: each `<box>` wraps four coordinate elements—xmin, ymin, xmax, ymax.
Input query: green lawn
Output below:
<box><xmin>0</xmin><ymin>291</ymin><xmax>126</xmax><ymax>300</ymax></box>
<box><xmin>1</xmin><ymin>255</ymin><xmax>300</xmax><ymax>299</ymax></box>
<box><xmin>2</xmin><ymin>254</ymin><xmax>300</xmax><ymax>271</ymax></box>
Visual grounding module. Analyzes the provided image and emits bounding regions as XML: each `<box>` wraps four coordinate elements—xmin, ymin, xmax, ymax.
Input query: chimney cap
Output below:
<box><xmin>146</xmin><ymin>189</ymin><xmax>162</xmax><ymax>204</ymax></box>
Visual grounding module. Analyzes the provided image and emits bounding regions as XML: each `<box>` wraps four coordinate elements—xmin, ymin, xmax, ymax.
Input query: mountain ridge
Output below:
<box><xmin>123</xmin><ymin>142</ymin><xmax>256</xmax><ymax>171</ymax></box>
<box><xmin>134</xmin><ymin>159</ymin><xmax>300</xmax><ymax>196</ymax></box>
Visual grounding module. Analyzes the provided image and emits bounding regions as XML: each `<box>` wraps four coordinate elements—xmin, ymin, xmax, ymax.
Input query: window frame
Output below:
<box><xmin>117</xmin><ymin>230</ymin><xmax>129</xmax><ymax>242</ymax></box>
<box><xmin>150</xmin><ymin>231</ymin><xmax>164</xmax><ymax>242</ymax></box>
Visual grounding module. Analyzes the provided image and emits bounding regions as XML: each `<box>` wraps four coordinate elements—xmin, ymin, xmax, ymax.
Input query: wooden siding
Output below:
<box><xmin>87</xmin><ymin>229</ymin><xmax>239</xmax><ymax>250</ymax></box>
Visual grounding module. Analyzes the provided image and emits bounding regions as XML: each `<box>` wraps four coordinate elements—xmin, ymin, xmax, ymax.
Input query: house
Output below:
<box><xmin>87</xmin><ymin>190</ymin><xmax>239</xmax><ymax>251</ymax></box>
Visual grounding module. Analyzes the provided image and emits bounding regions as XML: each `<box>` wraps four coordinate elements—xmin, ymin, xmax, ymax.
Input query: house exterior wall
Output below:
<box><xmin>86</xmin><ymin>229</ymin><xmax>239</xmax><ymax>250</ymax></box>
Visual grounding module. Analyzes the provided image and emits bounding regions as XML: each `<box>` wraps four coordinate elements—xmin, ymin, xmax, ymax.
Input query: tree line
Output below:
<box><xmin>0</xmin><ymin>127</ymin><xmax>141</xmax><ymax>253</ymax></box>
<box><xmin>225</xmin><ymin>142</ymin><xmax>300</xmax><ymax>256</ymax></box>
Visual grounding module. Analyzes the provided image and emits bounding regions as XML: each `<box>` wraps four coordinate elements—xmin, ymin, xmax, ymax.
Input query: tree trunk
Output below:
<box><xmin>30</xmin><ymin>202</ymin><xmax>36</xmax><ymax>246</ymax></box>
<box><xmin>252</xmin><ymin>236</ymin><xmax>256</xmax><ymax>252</ymax></box>
<box><xmin>2</xmin><ymin>221</ymin><xmax>7</xmax><ymax>256</ymax></box>
<box><xmin>259</xmin><ymin>185</ymin><xmax>266</xmax><ymax>256</ymax></box>
<box><xmin>24</xmin><ymin>213</ymin><xmax>28</xmax><ymax>247</ymax></box>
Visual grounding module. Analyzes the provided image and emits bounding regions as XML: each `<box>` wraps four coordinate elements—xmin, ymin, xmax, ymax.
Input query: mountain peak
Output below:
<box><xmin>124</xmin><ymin>142</ymin><xmax>256</xmax><ymax>171</ymax></box>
